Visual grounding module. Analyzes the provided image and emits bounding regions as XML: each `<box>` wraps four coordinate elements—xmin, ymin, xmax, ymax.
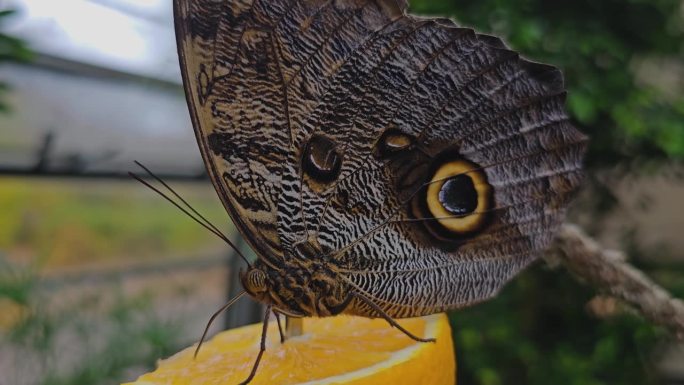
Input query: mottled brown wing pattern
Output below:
<box><xmin>175</xmin><ymin>0</ymin><xmax>586</xmax><ymax>318</ymax></box>
<box><xmin>174</xmin><ymin>0</ymin><xmax>403</xmax><ymax>260</ymax></box>
<box><xmin>175</xmin><ymin>0</ymin><xmax>295</xmax><ymax>264</ymax></box>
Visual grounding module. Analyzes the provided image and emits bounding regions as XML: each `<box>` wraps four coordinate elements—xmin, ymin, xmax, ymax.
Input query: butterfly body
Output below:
<box><xmin>175</xmin><ymin>0</ymin><xmax>586</xmax><ymax>320</ymax></box>
<box><xmin>241</xmin><ymin>253</ymin><xmax>352</xmax><ymax>318</ymax></box>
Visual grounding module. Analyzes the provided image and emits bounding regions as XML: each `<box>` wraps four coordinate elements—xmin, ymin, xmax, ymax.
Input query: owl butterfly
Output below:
<box><xmin>174</xmin><ymin>0</ymin><xmax>586</xmax><ymax>382</ymax></box>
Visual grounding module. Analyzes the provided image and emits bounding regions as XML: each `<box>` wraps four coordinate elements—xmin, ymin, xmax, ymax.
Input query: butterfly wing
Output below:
<box><xmin>174</xmin><ymin>0</ymin><xmax>294</xmax><ymax>262</ymax></box>
<box><xmin>175</xmin><ymin>0</ymin><xmax>586</xmax><ymax>316</ymax></box>
<box><xmin>174</xmin><ymin>0</ymin><xmax>404</xmax><ymax>263</ymax></box>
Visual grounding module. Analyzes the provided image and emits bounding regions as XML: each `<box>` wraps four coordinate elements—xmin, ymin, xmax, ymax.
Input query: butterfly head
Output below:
<box><xmin>239</xmin><ymin>261</ymin><xmax>309</xmax><ymax>317</ymax></box>
<box><xmin>240</xmin><ymin>265</ymin><xmax>269</xmax><ymax>298</ymax></box>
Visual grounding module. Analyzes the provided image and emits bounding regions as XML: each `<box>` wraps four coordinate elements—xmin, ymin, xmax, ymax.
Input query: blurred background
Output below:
<box><xmin>0</xmin><ymin>0</ymin><xmax>682</xmax><ymax>384</ymax></box>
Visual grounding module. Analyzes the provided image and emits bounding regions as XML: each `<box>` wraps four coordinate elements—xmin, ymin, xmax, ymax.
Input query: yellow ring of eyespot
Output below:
<box><xmin>426</xmin><ymin>159</ymin><xmax>492</xmax><ymax>234</ymax></box>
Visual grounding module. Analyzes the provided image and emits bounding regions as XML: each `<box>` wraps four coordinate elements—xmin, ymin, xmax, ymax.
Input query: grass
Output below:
<box><xmin>0</xmin><ymin>177</ymin><xmax>232</xmax><ymax>269</ymax></box>
<box><xmin>0</xmin><ymin>177</ymin><xmax>230</xmax><ymax>384</ymax></box>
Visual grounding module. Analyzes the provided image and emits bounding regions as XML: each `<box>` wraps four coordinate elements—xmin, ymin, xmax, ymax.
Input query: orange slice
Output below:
<box><xmin>124</xmin><ymin>313</ymin><xmax>455</xmax><ymax>385</ymax></box>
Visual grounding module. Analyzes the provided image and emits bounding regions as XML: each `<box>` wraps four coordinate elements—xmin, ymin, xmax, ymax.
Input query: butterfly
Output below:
<box><xmin>172</xmin><ymin>0</ymin><xmax>586</xmax><ymax>383</ymax></box>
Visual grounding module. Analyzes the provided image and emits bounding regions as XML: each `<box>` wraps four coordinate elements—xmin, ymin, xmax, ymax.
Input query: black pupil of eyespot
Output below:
<box><xmin>438</xmin><ymin>175</ymin><xmax>478</xmax><ymax>216</ymax></box>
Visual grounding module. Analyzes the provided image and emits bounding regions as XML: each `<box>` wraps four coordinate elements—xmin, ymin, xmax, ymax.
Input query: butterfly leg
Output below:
<box><xmin>273</xmin><ymin>310</ymin><xmax>286</xmax><ymax>343</ymax></box>
<box><xmin>352</xmin><ymin>292</ymin><xmax>436</xmax><ymax>343</ymax></box>
<box><xmin>238</xmin><ymin>305</ymin><xmax>272</xmax><ymax>385</ymax></box>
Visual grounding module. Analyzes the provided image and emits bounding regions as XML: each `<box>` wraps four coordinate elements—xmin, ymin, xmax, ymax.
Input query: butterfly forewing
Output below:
<box><xmin>175</xmin><ymin>0</ymin><xmax>292</xmax><ymax>262</ymax></box>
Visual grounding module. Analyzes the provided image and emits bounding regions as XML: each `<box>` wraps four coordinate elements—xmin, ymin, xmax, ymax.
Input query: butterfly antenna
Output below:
<box><xmin>134</xmin><ymin>161</ymin><xmax>225</xmax><ymax>237</ymax></box>
<box><xmin>128</xmin><ymin>163</ymin><xmax>251</xmax><ymax>266</ymax></box>
<box><xmin>194</xmin><ymin>290</ymin><xmax>247</xmax><ymax>359</ymax></box>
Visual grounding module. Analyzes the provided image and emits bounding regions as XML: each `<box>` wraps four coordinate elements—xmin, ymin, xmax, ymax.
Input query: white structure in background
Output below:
<box><xmin>0</xmin><ymin>0</ymin><xmax>203</xmax><ymax>176</ymax></box>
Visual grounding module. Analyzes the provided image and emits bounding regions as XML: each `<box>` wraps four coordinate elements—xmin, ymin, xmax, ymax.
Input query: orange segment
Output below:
<box><xmin>124</xmin><ymin>313</ymin><xmax>455</xmax><ymax>385</ymax></box>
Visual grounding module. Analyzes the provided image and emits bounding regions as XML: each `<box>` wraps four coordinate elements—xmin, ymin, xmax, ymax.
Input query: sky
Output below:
<box><xmin>4</xmin><ymin>0</ymin><xmax>181</xmax><ymax>83</ymax></box>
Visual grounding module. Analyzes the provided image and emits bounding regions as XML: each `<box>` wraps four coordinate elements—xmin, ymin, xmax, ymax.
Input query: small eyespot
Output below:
<box><xmin>423</xmin><ymin>159</ymin><xmax>492</xmax><ymax>236</ymax></box>
<box><xmin>375</xmin><ymin>128</ymin><xmax>414</xmax><ymax>159</ymax></box>
<box><xmin>302</xmin><ymin>134</ymin><xmax>342</xmax><ymax>183</ymax></box>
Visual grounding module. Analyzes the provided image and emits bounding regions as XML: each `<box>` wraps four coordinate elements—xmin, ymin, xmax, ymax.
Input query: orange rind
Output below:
<box><xmin>125</xmin><ymin>313</ymin><xmax>455</xmax><ymax>385</ymax></box>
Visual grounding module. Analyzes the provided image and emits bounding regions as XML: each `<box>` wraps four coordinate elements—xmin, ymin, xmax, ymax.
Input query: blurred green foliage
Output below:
<box><xmin>0</xmin><ymin>9</ymin><xmax>32</xmax><ymax>112</ymax></box>
<box><xmin>408</xmin><ymin>1</ymin><xmax>684</xmax><ymax>384</ymax></box>
<box><xmin>449</xmin><ymin>265</ymin><xmax>669</xmax><ymax>385</ymax></box>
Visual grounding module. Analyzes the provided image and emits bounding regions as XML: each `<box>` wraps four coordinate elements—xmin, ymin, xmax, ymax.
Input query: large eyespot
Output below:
<box><xmin>423</xmin><ymin>159</ymin><xmax>492</xmax><ymax>237</ymax></box>
<box><xmin>302</xmin><ymin>134</ymin><xmax>342</xmax><ymax>184</ymax></box>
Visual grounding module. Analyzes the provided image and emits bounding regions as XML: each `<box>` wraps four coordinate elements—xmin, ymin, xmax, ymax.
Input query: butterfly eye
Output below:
<box><xmin>302</xmin><ymin>134</ymin><xmax>342</xmax><ymax>184</ymax></box>
<box><xmin>424</xmin><ymin>159</ymin><xmax>492</xmax><ymax>236</ymax></box>
<box><xmin>244</xmin><ymin>269</ymin><xmax>267</xmax><ymax>294</ymax></box>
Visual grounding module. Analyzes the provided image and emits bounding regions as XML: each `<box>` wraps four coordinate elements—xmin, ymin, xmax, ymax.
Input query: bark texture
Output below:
<box><xmin>549</xmin><ymin>224</ymin><xmax>684</xmax><ymax>338</ymax></box>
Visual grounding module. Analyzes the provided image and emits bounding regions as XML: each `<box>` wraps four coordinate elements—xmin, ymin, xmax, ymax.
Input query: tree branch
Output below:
<box><xmin>548</xmin><ymin>224</ymin><xmax>684</xmax><ymax>338</ymax></box>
